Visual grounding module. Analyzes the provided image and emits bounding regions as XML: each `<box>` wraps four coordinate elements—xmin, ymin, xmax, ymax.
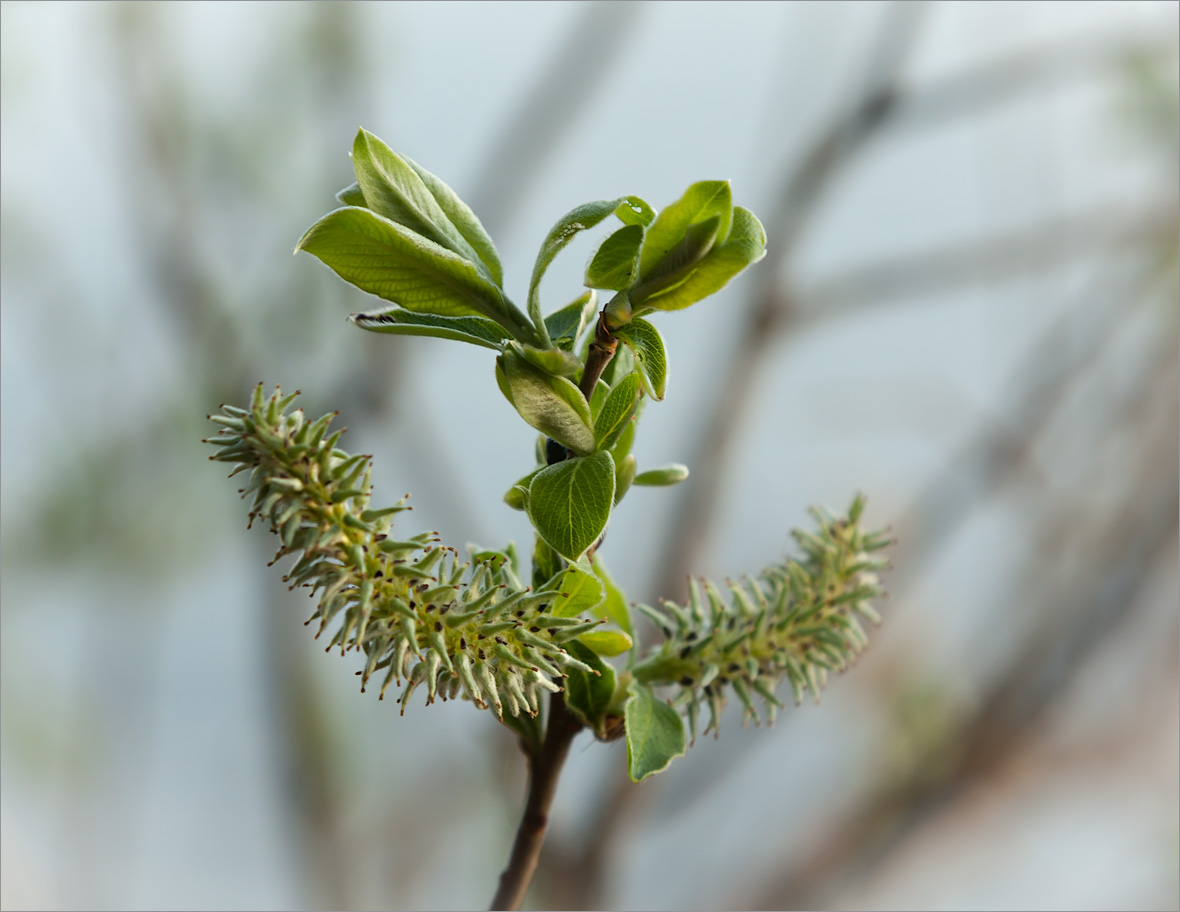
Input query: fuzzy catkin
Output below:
<box><xmin>205</xmin><ymin>385</ymin><xmax>598</xmax><ymax>719</ymax></box>
<box><xmin>631</xmin><ymin>495</ymin><xmax>891</xmax><ymax>742</ymax></box>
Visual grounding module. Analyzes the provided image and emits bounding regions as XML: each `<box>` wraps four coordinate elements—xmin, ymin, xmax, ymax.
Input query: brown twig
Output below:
<box><xmin>490</xmin><ymin>695</ymin><xmax>584</xmax><ymax>911</ymax></box>
<box><xmin>579</xmin><ymin>311</ymin><xmax>620</xmax><ymax>400</ymax></box>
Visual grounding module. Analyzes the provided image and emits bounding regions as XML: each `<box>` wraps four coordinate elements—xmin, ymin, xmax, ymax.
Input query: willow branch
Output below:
<box><xmin>490</xmin><ymin>695</ymin><xmax>583</xmax><ymax>911</ymax></box>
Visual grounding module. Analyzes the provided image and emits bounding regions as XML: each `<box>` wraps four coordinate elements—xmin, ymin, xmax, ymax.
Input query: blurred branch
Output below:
<box><xmin>651</xmin><ymin>15</ymin><xmax>1176</xmax><ymax>607</ymax></box>
<box><xmin>652</xmin><ymin>0</ymin><xmax>927</xmax><ymax>607</ymax></box>
<box><xmin>799</xmin><ymin>203</ymin><xmax>1177</xmax><ymax>322</ymax></box>
<box><xmin>467</xmin><ymin>1</ymin><xmax>646</xmax><ymax>239</ymax></box>
<box><xmin>742</xmin><ymin>343</ymin><xmax>1179</xmax><ymax>909</ymax></box>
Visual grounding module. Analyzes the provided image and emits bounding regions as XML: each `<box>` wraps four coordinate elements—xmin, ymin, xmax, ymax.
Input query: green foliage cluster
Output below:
<box><xmin>210</xmin><ymin>128</ymin><xmax>891</xmax><ymax>782</ymax></box>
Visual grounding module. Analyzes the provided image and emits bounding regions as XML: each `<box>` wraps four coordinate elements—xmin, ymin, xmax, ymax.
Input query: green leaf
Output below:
<box><xmin>351</xmin><ymin>128</ymin><xmax>485</xmax><ymax>270</ymax></box>
<box><xmin>615</xmin><ymin>196</ymin><xmax>655</xmax><ymax>227</ymax></box>
<box><xmin>625</xmin><ymin>681</ymin><xmax>686</xmax><ymax>782</ymax></box>
<box><xmin>638</xmin><ymin>180</ymin><xmax>732</xmax><ymax>281</ymax></box>
<box><xmin>632</xmin><ymin>215</ymin><xmax>721</xmax><ymax>302</ymax></box>
<box><xmin>589</xmin><ymin>379</ymin><xmax>610</xmax><ymax>420</ymax></box>
<box><xmin>348</xmin><ymin>308</ymin><xmax>510</xmax><ymax>350</ymax></box>
<box><xmin>551</xmin><ymin>561</ymin><xmax>606</xmax><ymax>618</ymax></box>
<box><xmin>336</xmin><ymin>181</ymin><xmax>366</xmax><ymax>207</ymax></box>
<box><xmin>609</xmin><ymin>413</ymin><xmax>636</xmax><ymax>464</ymax></box>
<box><xmin>578</xmin><ymin>629</ymin><xmax>633</xmax><ymax>657</ymax></box>
<box><xmin>614</xmin><ymin>453</ymin><xmax>637</xmax><ymax>505</ymax></box>
<box><xmin>563</xmin><ymin>641</ymin><xmax>617</xmax><ymax>734</ymax></box>
<box><xmin>517</xmin><ymin>344</ymin><xmax>582</xmax><ymax>378</ymax></box>
<box><xmin>503</xmin><ymin>468</ymin><xmax>542</xmax><ymax>511</ymax></box>
<box><xmin>593</xmin><ymin>371</ymin><xmax>642</xmax><ymax>451</ymax></box>
<box><xmin>403</xmin><ymin>154</ymin><xmax>504</xmax><ymax>287</ymax></box>
<box><xmin>531</xmin><ymin>537</ymin><xmax>563</xmax><ymax>590</ymax></box>
<box><xmin>591</xmin><ymin>553</ymin><xmax>633</xmax><ymax>639</ymax></box>
<box><xmin>585</xmin><ymin>224</ymin><xmax>644</xmax><ymax>290</ymax></box>
<box><xmin>495</xmin><ymin>346</ymin><xmax>595</xmax><ymax>454</ymax></box>
<box><xmin>528</xmin><ymin>196</ymin><xmax>648</xmax><ymax>347</ymax></box>
<box><xmin>635</xmin><ymin>206</ymin><xmax>767</xmax><ymax>313</ymax></box>
<box><xmin>545</xmin><ymin>290</ymin><xmax>598</xmax><ymax>352</ymax></box>
<box><xmin>297</xmin><ymin>207</ymin><xmax>529</xmax><ymax>335</ymax></box>
<box><xmin>612</xmin><ymin>318</ymin><xmax>668</xmax><ymax>400</ymax></box>
<box><xmin>633</xmin><ymin>464</ymin><xmax>689</xmax><ymax>487</ymax></box>
<box><xmin>526</xmin><ymin>452</ymin><xmax>615</xmax><ymax>561</ymax></box>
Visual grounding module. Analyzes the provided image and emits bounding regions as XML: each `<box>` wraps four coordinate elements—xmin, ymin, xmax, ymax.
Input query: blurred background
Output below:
<box><xmin>2</xmin><ymin>1</ymin><xmax>1177</xmax><ymax>909</ymax></box>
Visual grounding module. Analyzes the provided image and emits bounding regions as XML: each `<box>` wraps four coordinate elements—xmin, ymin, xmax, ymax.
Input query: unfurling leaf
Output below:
<box><xmin>638</xmin><ymin>180</ymin><xmax>732</xmax><ymax>281</ymax></box>
<box><xmin>614</xmin><ymin>453</ymin><xmax>637</xmax><ymax>504</ymax></box>
<box><xmin>635</xmin><ymin>206</ymin><xmax>766</xmax><ymax>313</ymax></box>
<box><xmin>528</xmin><ymin>196</ymin><xmax>650</xmax><ymax>346</ymax></box>
<box><xmin>496</xmin><ymin>346</ymin><xmax>595</xmax><ymax>454</ymax></box>
<box><xmin>545</xmin><ymin>290</ymin><xmax>599</xmax><ymax>352</ymax></box>
<box><xmin>585</xmin><ymin>224</ymin><xmax>644</xmax><ymax>290</ymax></box>
<box><xmin>593</xmin><ymin>372</ymin><xmax>642</xmax><ymax>451</ymax></box>
<box><xmin>612</xmin><ymin>318</ymin><xmax>668</xmax><ymax>400</ymax></box>
<box><xmin>633</xmin><ymin>463</ymin><xmax>689</xmax><ymax>487</ymax></box>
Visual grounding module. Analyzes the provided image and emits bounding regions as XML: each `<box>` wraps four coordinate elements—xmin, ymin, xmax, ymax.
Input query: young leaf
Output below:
<box><xmin>336</xmin><ymin>181</ymin><xmax>366</xmax><ymax>207</ymax></box>
<box><xmin>633</xmin><ymin>464</ymin><xmax>689</xmax><ymax>486</ymax></box>
<box><xmin>631</xmin><ymin>215</ymin><xmax>721</xmax><ymax>302</ymax></box>
<box><xmin>532</xmin><ymin>537</ymin><xmax>563</xmax><ymax>590</ymax></box>
<box><xmin>593</xmin><ymin>371</ymin><xmax>642</xmax><ymax>451</ymax></box>
<box><xmin>591</xmin><ymin>553</ymin><xmax>633</xmax><ymax>639</ymax></box>
<box><xmin>348</xmin><ymin>308</ymin><xmax>510</xmax><ymax>350</ymax></box>
<box><xmin>503</xmin><ymin>468</ymin><xmax>542</xmax><ymax>511</ymax></box>
<box><xmin>578</xmin><ymin>629</ymin><xmax>633</xmax><ymax>657</ymax></box>
<box><xmin>585</xmin><ymin>224</ymin><xmax>644</xmax><ymax>290</ymax></box>
<box><xmin>563</xmin><ymin>641</ymin><xmax>617</xmax><ymax>734</ymax></box>
<box><xmin>638</xmin><ymin>180</ymin><xmax>732</xmax><ymax>281</ymax></box>
<box><xmin>635</xmin><ymin>206</ymin><xmax>767</xmax><ymax>313</ymax></box>
<box><xmin>495</xmin><ymin>346</ymin><xmax>595</xmax><ymax>454</ymax></box>
<box><xmin>611</xmin><ymin>318</ymin><xmax>667</xmax><ymax>400</ymax></box>
<box><xmin>403</xmin><ymin>154</ymin><xmax>504</xmax><ymax>287</ymax></box>
<box><xmin>526</xmin><ymin>452</ymin><xmax>615</xmax><ymax>561</ymax></box>
<box><xmin>545</xmin><ymin>290</ymin><xmax>598</xmax><ymax>352</ymax></box>
<box><xmin>589</xmin><ymin>379</ymin><xmax>610</xmax><ymax>420</ymax></box>
<box><xmin>517</xmin><ymin>344</ymin><xmax>582</xmax><ymax>378</ymax></box>
<box><xmin>625</xmin><ymin>681</ymin><xmax>687</xmax><ymax>782</ymax></box>
<box><xmin>614</xmin><ymin>453</ymin><xmax>637</xmax><ymax>504</ymax></box>
<box><xmin>528</xmin><ymin>196</ymin><xmax>648</xmax><ymax>347</ymax></box>
<box><xmin>297</xmin><ymin>207</ymin><xmax>532</xmax><ymax>339</ymax></box>
<box><xmin>551</xmin><ymin>561</ymin><xmax>606</xmax><ymax>618</ymax></box>
<box><xmin>615</xmin><ymin>196</ymin><xmax>655</xmax><ymax>227</ymax></box>
<box><xmin>351</xmin><ymin>128</ymin><xmax>483</xmax><ymax>268</ymax></box>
